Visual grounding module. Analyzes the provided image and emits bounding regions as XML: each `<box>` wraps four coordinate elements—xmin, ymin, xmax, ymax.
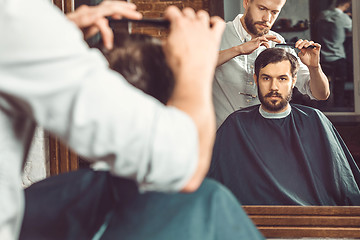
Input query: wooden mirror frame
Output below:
<box><xmin>49</xmin><ymin>0</ymin><xmax>79</xmax><ymax>176</ymax></box>
<box><xmin>243</xmin><ymin>205</ymin><xmax>360</xmax><ymax>238</ymax></box>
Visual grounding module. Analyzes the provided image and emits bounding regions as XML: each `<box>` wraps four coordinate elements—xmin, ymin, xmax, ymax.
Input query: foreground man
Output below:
<box><xmin>0</xmin><ymin>0</ymin><xmax>225</xmax><ymax>238</ymax></box>
<box><xmin>209</xmin><ymin>48</ymin><xmax>360</xmax><ymax>205</ymax></box>
<box><xmin>213</xmin><ymin>0</ymin><xmax>330</xmax><ymax>128</ymax></box>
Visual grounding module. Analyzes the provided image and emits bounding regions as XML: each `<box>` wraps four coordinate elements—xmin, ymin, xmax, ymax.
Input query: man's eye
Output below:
<box><xmin>259</xmin><ymin>7</ymin><xmax>265</xmax><ymax>10</ymax></box>
<box><xmin>263</xmin><ymin>77</ymin><xmax>269</xmax><ymax>80</ymax></box>
<box><xmin>280</xmin><ymin>78</ymin><xmax>287</xmax><ymax>81</ymax></box>
<box><xmin>272</xmin><ymin>11</ymin><xmax>278</xmax><ymax>15</ymax></box>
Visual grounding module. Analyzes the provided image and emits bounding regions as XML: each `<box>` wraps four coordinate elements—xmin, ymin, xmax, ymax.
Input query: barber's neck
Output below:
<box><xmin>336</xmin><ymin>4</ymin><xmax>350</xmax><ymax>12</ymax></box>
<box><xmin>240</xmin><ymin>15</ymin><xmax>256</xmax><ymax>39</ymax></box>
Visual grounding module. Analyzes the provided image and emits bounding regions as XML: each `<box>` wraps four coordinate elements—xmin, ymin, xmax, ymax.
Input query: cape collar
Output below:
<box><xmin>259</xmin><ymin>105</ymin><xmax>292</xmax><ymax>119</ymax></box>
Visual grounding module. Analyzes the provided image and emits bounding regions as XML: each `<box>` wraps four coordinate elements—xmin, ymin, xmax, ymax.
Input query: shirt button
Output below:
<box><xmin>250</xmin><ymin>65</ymin><xmax>254</xmax><ymax>68</ymax></box>
<box><xmin>246</xmin><ymin>99</ymin><xmax>250</xmax><ymax>103</ymax></box>
<box><xmin>249</xmin><ymin>82</ymin><xmax>253</xmax><ymax>85</ymax></box>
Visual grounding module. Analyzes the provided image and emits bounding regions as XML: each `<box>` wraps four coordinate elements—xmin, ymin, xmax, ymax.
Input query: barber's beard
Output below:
<box><xmin>244</xmin><ymin>9</ymin><xmax>270</xmax><ymax>37</ymax></box>
<box><xmin>258</xmin><ymin>88</ymin><xmax>292</xmax><ymax>112</ymax></box>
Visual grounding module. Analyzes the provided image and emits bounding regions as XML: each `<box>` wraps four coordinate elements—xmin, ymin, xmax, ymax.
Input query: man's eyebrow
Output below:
<box><xmin>279</xmin><ymin>74</ymin><xmax>289</xmax><ymax>78</ymax></box>
<box><xmin>258</xmin><ymin>4</ymin><xmax>280</xmax><ymax>12</ymax></box>
<box><xmin>257</xmin><ymin>4</ymin><xmax>269</xmax><ymax>10</ymax></box>
<box><xmin>260</xmin><ymin>74</ymin><xmax>290</xmax><ymax>78</ymax></box>
<box><xmin>260</xmin><ymin>73</ymin><xmax>271</xmax><ymax>78</ymax></box>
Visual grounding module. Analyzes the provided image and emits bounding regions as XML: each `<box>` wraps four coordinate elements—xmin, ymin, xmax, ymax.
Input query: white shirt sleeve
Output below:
<box><xmin>0</xmin><ymin>0</ymin><xmax>198</xmax><ymax>192</ymax></box>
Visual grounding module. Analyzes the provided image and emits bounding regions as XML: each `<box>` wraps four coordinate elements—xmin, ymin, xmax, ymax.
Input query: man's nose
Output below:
<box><xmin>262</xmin><ymin>11</ymin><xmax>271</xmax><ymax>23</ymax></box>
<box><xmin>270</xmin><ymin>80</ymin><xmax>279</xmax><ymax>90</ymax></box>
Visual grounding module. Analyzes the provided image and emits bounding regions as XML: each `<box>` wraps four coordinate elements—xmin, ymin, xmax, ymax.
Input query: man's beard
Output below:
<box><xmin>258</xmin><ymin>88</ymin><xmax>293</xmax><ymax>112</ymax></box>
<box><xmin>244</xmin><ymin>8</ymin><xmax>270</xmax><ymax>37</ymax></box>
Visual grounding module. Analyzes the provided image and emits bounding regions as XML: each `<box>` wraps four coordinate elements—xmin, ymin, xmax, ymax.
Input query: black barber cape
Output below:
<box><xmin>20</xmin><ymin>169</ymin><xmax>264</xmax><ymax>240</ymax></box>
<box><xmin>208</xmin><ymin>104</ymin><xmax>360</xmax><ymax>205</ymax></box>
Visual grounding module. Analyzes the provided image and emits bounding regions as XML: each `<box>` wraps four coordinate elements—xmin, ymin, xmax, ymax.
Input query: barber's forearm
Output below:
<box><xmin>217</xmin><ymin>46</ymin><xmax>241</xmax><ymax>67</ymax></box>
<box><xmin>168</xmin><ymin>71</ymin><xmax>216</xmax><ymax>192</ymax></box>
<box><xmin>180</xmin><ymin>104</ymin><xmax>215</xmax><ymax>192</ymax></box>
<box><xmin>308</xmin><ymin>65</ymin><xmax>330</xmax><ymax>100</ymax></box>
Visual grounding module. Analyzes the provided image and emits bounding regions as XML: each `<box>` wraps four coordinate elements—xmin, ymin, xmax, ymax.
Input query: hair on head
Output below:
<box><xmin>98</xmin><ymin>33</ymin><xmax>174</xmax><ymax>105</ymax></box>
<box><xmin>335</xmin><ymin>0</ymin><xmax>351</xmax><ymax>7</ymax></box>
<box><xmin>254</xmin><ymin>48</ymin><xmax>299</xmax><ymax>78</ymax></box>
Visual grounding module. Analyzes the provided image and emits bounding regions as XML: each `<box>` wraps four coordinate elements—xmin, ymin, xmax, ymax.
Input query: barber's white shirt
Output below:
<box><xmin>0</xmin><ymin>0</ymin><xmax>198</xmax><ymax>238</ymax></box>
<box><xmin>213</xmin><ymin>14</ymin><xmax>313</xmax><ymax>128</ymax></box>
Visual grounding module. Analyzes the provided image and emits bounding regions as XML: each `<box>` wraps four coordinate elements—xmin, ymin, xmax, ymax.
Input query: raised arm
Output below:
<box><xmin>217</xmin><ymin>35</ymin><xmax>281</xmax><ymax>66</ymax></box>
<box><xmin>295</xmin><ymin>39</ymin><xmax>330</xmax><ymax>100</ymax></box>
<box><xmin>164</xmin><ymin>7</ymin><xmax>225</xmax><ymax>192</ymax></box>
<box><xmin>66</xmin><ymin>1</ymin><xmax>142</xmax><ymax>49</ymax></box>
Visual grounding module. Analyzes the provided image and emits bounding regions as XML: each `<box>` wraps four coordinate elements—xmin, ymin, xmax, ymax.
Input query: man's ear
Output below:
<box><xmin>292</xmin><ymin>76</ymin><xmax>297</xmax><ymax>88</ymax></box>
<box><xmin>254</xmin><ymin>74</ymin><xmax>258</xmax><ymax>86</ymax></box>
<box><xmin>243</xmin><ymin>0</ymin><xmax>249</xmax><ymax>10</ymax></box>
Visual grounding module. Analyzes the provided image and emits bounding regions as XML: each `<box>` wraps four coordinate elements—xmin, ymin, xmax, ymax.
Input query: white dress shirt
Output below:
<box><xmin>317</xmin><ymin>7</ymin><xmax>352</xmax><ymax>62</ymax></box>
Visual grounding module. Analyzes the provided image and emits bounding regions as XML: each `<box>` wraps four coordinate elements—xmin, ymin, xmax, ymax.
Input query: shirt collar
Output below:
<box><xmin>335</xmin><ymin>7</ymin><xmax>343</xmax><ymax>14</ymax></box>
<box><xmin>259</xmin><ymin>104</ymin><xmax>292</xmax><ymax>119</ymax></box>
<box><xmin>232</xmin><ymin>14</ymin><xmax>252</xmax><ymax>42</ymax></box>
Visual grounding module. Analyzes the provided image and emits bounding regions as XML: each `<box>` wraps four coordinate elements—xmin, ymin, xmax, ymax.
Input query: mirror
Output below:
<box><xmin>74</xmin><ymin>0</ymin><xmax>359</xmax><ymax>207</ymax></box>
<box><xmin>221</xmin><ymin>0</ymin><xmax>360</xmax><ymax>207</ymax></box>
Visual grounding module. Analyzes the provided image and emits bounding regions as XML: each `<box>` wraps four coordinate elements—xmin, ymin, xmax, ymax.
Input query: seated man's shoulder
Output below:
<box><xmin>292</xmin><ymin>104</ymin><xmax>324</xmax><ymax>115</ymax></box>
<box><xmin>217</xmin><ymin>105</ymin><xmax>260</xmax><ymax>132</ymax></box>
<box><xmin>291</xmin><ymin>104</ymin><xmax>330</xmax><ymax>123</ymax></box>
<box><xmin>225</xmin><ymin>105</ymin><xmax>259</xmax><ymax>121</ymax></box>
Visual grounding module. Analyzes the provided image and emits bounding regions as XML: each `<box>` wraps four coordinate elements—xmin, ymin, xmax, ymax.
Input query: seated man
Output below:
<box><xmin>20</xmin><ymin>33</ymin><xmax>264</xmax><ymax>240</ymax></box>
<box><xmin>208</xmin><ymin>48</ymin><xmax>360</xmax><ymax>206</ymax></box>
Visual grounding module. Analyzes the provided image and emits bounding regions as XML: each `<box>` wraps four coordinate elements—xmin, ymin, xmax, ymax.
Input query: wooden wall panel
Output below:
<box><xmin>49</xmin><ymin>0</ymin><xmax>79</xmax><ymax>176</ymax></box>
<box><xmin>129</xmin><ymin>0</ymin><xmax>216</xmax><ymax>38</ymax></box>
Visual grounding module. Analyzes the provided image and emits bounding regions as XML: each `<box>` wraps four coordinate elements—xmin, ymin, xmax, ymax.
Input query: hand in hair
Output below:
<box><xmin>163</xmin><ymin>6</ymin><xmax>225</xmax><ymax>192</ymax></box>
<box><xmin>67</xmin><ymin>1</ymin><xmax>142</xmax><ymax>50</ymax></box>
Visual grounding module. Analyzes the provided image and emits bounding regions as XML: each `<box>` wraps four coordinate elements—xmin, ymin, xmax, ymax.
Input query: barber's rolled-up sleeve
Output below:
<box><xmin>0</xmin><ymin>0</ymin><xmax>198</xmax><ymax>192</ymax></box>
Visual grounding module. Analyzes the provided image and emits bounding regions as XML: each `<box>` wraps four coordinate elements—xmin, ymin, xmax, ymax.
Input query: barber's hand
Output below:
<box><xmin>163</xmin><ymin>7</ymin><xmax>225</xmax><ymax>192</ymax></box>
<box><xmin>66</xmin><ymin>1</ymin><xmax>142</xmax><ymax>50</ymax></box>
<box><xmin>239</xmin><ymin>35</ymin><xmax>281</xmax><ymax>55</ymax></box>
<box><xmin>295</xmin><ymin>39</ymin><xmax>321</xmax><ymax>68</ymax></box>
<box><xmin>163</xmin><ymin>6</ymin><xmax>225</xmax><ymax>81</ymax></box>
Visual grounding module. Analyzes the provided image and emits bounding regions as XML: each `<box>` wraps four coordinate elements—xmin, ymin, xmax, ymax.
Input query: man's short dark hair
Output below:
<box><xmin>98</xmin><ymin>33</ymin><xmax>174</xmax><ymax>105</ymax></box>
<box><xmin>254</xmin><ymin>48</ymin><xmax>299</xmax><ymax>78</ymax></box>
<box><xmin>335</xmin><ymin>0</ymin><xmax>351</xmax><ymax>7</ymax></box>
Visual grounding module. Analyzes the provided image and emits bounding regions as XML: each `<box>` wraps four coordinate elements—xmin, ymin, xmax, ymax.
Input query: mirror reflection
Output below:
<box><xmin>75</xmin><ymin>0</ymin><xmax>359</xmax><ymax>207</ymax></box>
<box><xmin>226</xmin><ymin>0</ymin><xmax>354</xmax><ymax>112</ymax></box>
<box><xmin>216</xmin><ymin>0</ymin><xmax>359</xmax><ymax>206</ymax></box>
<box><xmin>312</xmin><ymin>0</ymin><xmax>353</xmax><ymax>111</ymax></box>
